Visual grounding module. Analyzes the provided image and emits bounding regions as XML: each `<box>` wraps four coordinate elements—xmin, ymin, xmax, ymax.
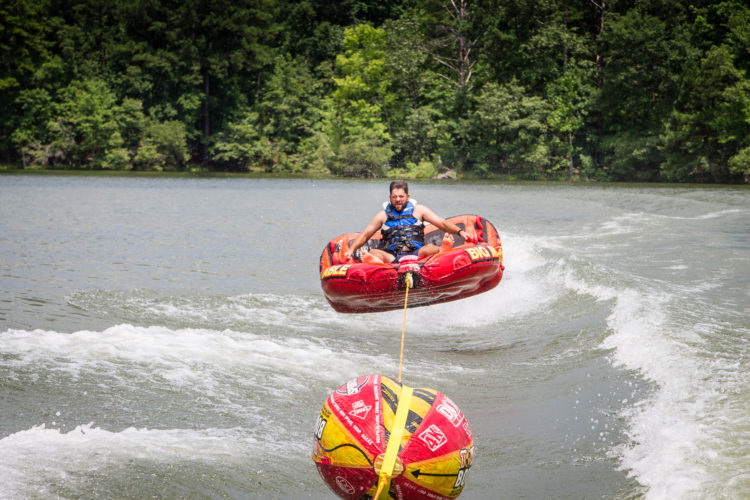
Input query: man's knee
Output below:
<box><xmin>418</xmin><ymin>244</ymin><xmax>440</xmax><ymax>258</ymax></box>
<box><xmin>369</xmin><ymin>248</ymin><xmax>394</xmax><ymax>262</ymax></box>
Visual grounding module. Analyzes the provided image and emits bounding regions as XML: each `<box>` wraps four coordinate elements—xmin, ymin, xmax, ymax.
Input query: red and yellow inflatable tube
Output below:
<box><xmin>319</xmin><ymin>215</ymin><xmax>503</xmax><ymax>313</ymax></box>
<box><xmin>312</xmin><ymin>375</ymin><xmax>475</xmax><ymax>499</ymax></box>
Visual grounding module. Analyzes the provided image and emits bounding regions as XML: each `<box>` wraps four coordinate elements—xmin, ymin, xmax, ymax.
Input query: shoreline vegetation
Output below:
<box><xmin>2</xmin><ymin>165</ymin><xmax>748</xmax><ymax>189</ymax></box>
<box><xmin>2</xmin><ymin>1</ymin><xmax>749</xmax><ymax>184</ymax></box>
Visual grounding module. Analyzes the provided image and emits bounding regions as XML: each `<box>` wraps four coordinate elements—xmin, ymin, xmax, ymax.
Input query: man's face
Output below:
<box><xmin>389</xmin><ymin>188</ymin><xmax>410</xmax><ymax>211</ymax></box>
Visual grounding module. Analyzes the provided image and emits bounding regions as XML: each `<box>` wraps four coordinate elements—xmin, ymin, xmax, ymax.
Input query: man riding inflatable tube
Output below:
<box><xmin>344</xmin><ymin>180</ymin><xmax>478</xmax><ymax>264</ymax></box>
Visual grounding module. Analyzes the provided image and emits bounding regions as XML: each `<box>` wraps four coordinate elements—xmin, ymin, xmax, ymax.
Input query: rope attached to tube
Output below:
<box><xmin>398</xmin><ymin>272</ymin><xmax>412</xmax><ymax>384</ymax></box>
<box><xmin>374</xmin><ymin>272</ymin><xmax>413</xmax><ymax>498</ymax></box>
<box><xmin>373</xmin><ymin>272</ymin><xmax>415</xmax><ymax>498</ymax></box>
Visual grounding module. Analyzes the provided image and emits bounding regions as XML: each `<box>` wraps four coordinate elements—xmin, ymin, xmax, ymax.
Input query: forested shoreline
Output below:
<box><xmin>2</xmin><ymin>0</ymin><xmax>749</xmax><ymax>182</ymax></box>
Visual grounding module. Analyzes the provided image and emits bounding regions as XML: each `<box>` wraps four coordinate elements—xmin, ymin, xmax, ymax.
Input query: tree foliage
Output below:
<box><xmin>1</xmin><ymin>0</ymin><xmax>749</xmax><ymax>182</ymax></box>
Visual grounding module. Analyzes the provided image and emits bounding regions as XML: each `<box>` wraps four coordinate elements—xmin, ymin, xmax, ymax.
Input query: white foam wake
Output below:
<box><xmin>562</xmin><ymin>265</ymin><xmax>720</xmax><ymax>498</ymax></box>
<box><xmin>403</xmin><ymin>233</ymin><xmax>562</xmax><ymax>333</ymax></box>
<box><xmin>0</xmin><ymin>423</ymin><xmax>257</xmax><ymax>498</ymax></box>
<box><xmin>0</xmin><ymin>324</ymin><xmax>390</xmax><ymax>392</ymax></box>
<box><xmin>601</xmin><ymin>290</ymin><xmax>711</xmax><ymax>499</ymax></box>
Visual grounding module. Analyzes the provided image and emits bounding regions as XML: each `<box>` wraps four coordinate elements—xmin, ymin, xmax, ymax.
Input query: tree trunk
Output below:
<box><xmin>592</xmin><ymin>0</ymin><xmax>606</xmax><ymax>170</ymax></box>
<box><xmin>433</xmin><ymin>0</ymin><xmax>479</xmax><ymax>92</ymax></box>
<box><xmin>568</xmin><ymin>130</ymin><xmax>575</xmax><ymax>175</ymax></box>
<box><xmin>203</xmin><ymin>72</ymin><xmax>210</xmax><ymax>165</ymax></box>
<box><xmin>563</xmin><ymin>7</ymin><xmax>568</xmax><ymax>69</ymax></box>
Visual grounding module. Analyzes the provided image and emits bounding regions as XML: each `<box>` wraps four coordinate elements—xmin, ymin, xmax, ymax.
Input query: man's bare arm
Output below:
<box><xmin>344</xmin><ymin>212</ymin><xmax>386</xmax><ymax>260</ymax></box>
<box><xmin>418</xmin><ymin>205</ymin><xmax>462</xmax><ymax>234</ymax></box>
<box><xmin>418</xmin><ymin>205</ymin><xmax>476</xmax><ymax>242</ymax></box>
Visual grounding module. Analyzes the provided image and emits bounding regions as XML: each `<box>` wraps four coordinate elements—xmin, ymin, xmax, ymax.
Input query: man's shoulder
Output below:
<box><xmin>413</xmin><ymin>203</ymin><xmax>430</xmax><ymax>215</ymax></box>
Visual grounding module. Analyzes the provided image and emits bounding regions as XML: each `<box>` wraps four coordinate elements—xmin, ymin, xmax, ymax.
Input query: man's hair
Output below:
<box><xmin>389</xmin><ymin>180</ymin><xmax>409</xmax><ymax>194</ymax></box>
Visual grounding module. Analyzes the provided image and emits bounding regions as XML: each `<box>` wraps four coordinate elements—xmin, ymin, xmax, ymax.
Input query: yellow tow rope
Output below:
<box><xmin>374</xmin><ymin>272</ymin><xmax>413</xmax><ymax>499</ymax></box>
<box><xmin>398</xmin><ymin>272</ymin><xmax>412</xmax><ymax>384</ymax></box>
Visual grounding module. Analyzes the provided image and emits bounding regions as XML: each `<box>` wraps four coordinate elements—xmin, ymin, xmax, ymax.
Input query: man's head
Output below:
<box><xmin>389</xmin><ymin>180</ymin><xmax>410</xmax><ymax>211</ymax></box>
<box><xmin>389</xmin><ymin>180</ymin><xmax>409</xmax><ymax>194</ymax></box>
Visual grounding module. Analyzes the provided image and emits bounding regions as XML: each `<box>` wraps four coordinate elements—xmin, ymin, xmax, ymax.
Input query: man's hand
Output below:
<box><xmin>461</xmin><ymin>230</ymin><xmax>478</xmax><ymax>244</ymax></box>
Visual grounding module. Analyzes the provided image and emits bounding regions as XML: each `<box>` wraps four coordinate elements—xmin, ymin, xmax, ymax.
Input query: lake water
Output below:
<box><xmin>1</xmin><ymin>175</ymin><xmax>748</xmax><ymax>499</ymax></box>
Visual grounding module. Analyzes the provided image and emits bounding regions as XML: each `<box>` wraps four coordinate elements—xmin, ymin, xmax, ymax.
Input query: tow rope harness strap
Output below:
<box><xmin>374</xmin><ymin>384</ymin><xmax>413</xmax><ymax>499</ymax></box>
<box><xmin>398</xmin><ymin>272</ymin><xmax>412</xmax><ymax>384</ymax></box>
<box><xmin>373</xmin><ymin>271</ymin><xmax>414</xmax><ymax>499</ymax></box>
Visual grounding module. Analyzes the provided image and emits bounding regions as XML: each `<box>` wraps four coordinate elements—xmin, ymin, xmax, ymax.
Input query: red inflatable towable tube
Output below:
<box><xmin>312</xmin><ymin>374</ymin><xmax>475</xmax><ymax>499</ymax></box>
<box><xmin>319</xmin><ymin>215</ymin><xmax>504</xmax><ymax>313</ymax></box>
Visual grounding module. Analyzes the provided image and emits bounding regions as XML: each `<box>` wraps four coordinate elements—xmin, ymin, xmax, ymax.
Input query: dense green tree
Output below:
<box><xmin>324</xmin><ymin>24</ymin><xmax>392</xmax><ymax>176</ymax></box>
<box><xmin>547</xmin><ymin>67</ymin><xmax>594</xmax><ymax>175</ymax></box>
<box><xmin>0</xmin><ymin>0</ymin><xmax>51</xmax><ymax>161</ymax></box>
<box><xmin>116</xmin><ymin>98</ymin><xmax>147</xmax><ymax>157</ymax></box>
<box><xmin>598</xmin><ymin>7</ymin><xmax>694</xmax><ymax>180</ymax></box>
<box><xmin>10</xmin><ymin>88</ymin><xmax>54</xmax><ymax>166</ymax></box>
<box><xmin>1</xmin><ymin>0</ymin><xmax>748</xmax><ymax>182</ymax></box>
<box><xmin>0</xmin><ymin>0</ymin><xmax>48</xmax><ymax>90</ymax></box>
<box><xmin>55</xmin><ymin>78</ymin><xmax>119</xmax><ymax>167</ymax></box>
<box><xmin>209</xmin><ymin>111</ymin><xmax>269</xmax><ymax>171</ymax></box>
<box><xmin>258</xmin><ymin>55</ymin><xmax>325</xmax><ymax>171</ymax></box>
<box><xmin>134</xmin><ymin>119</ymin><xmax>189</xmax><ymax>170</ymax></box>
<box><xmin>661</xmin><ymin>45</ymin><xmax>750</xmax><ymax>181</ymax></box>
<box><xmin>472</xmin><ymin>81</ymin><xmax>552</xmax><ymax>176</ymax></box>
<box><xmin>210</xmin><ymin>54</ymin><xmax>325</xmax><ymax>173</ymax></box>
<box><xmin>382</xmin><ymin>14</ymin><xmax>447</xmax><ymax>168</ymax></box>
<box><xmin>725</xmin><ymin>3</ymin><xmax>750</xmax><ymax>75</ymax></box>
<box><xmin>520</xmin><ymin>3</ymin><xmax>595</xmax><ymax>175</ymax></box>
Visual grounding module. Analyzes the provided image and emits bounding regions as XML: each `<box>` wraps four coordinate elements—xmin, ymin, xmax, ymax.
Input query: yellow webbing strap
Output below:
<box><xmin>374</xmin><ymin>385</ymin><xmax>413</xmax><ymax>499</ymax></box>
<box><xmin>398</xmin><ymin>272</ymin><xmax>412</xmax><ymax>384</ymax></box>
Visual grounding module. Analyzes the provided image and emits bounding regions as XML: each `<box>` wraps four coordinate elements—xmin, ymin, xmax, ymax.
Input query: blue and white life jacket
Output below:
<box><xmin>381</xmin><ymin>199</ymin><xmax>424</xmax><ymax>252</ymax></box>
